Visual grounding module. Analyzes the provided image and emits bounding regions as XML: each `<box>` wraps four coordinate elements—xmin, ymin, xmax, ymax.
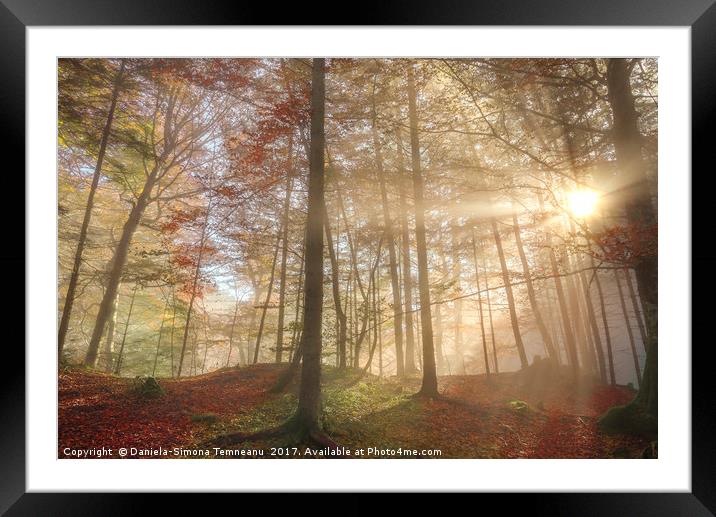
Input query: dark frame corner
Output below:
<box><xmin>3</xmin><ymin>0</ymin><xmax>714</xmax><ymax>513</ymax></box>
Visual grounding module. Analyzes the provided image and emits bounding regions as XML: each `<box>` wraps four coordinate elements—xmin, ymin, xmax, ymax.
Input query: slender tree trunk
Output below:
<box><xmin>434</xmin><ymin>266</ymin><xmax>445</xmax><ymax>375</ymax></box>
<box><xmin>151</xmin><ymin>294</ymin><xmax>170</xmax><ymax>377</ymax></box>
<box><xmin>490</xmin><ymin>217</ymin><xmax>529</xmax><ymax>369</ymax></box>
<box><xmin>252</xmin><ymin>230</ymin><xmax>282</xmax><ymax>364</ymax></box>
<box><xmin>114</xmin><ymin>285</ymin><xmax>138</xmax><ymax>376</ymax></box>
<box><xmin>450</xmin><ymin>223</ymin><xmax>466</xmax><ymax>373</ymax></box>
<box><xmin>576</xmin><ymin>254</ymin><xmax>607</xmax><ymax>382</ymax></box>
<box><xmin>471</xmin><ymin>228</ymin><xmax>491</xmax><ymax>376</ymax></box>
<box><xmin>324</xmin><ymin>202</ymin><xmax>348</xmax><ymax>369</ymax></box>
<box><xmin>100</xmin><ymin>282</ymin><xmax>121</xmax><ymax>372</ymax></box>
<box><xmin>406</xmin><ymin>64</ymin><xmax>438</xmax><ymax>397</ymax></box>
<box><xmin>615</xmin><ymin>268</ymin><xmax>642</xmax><ymax>387</ymax></box>
<box><xmin>542</xmin><ymin>286</ymin><xmax>563</xmax><ymax>364</ymax></box>
<box><xmin>511</xmin><ymin>210</ymin><xmax>558</xmax><ymax>363</ymax></box>
<box><xmin>482</xmin><ymin>251</ymin><xmax>499</xmax><ymax>374</ymax></box>
<box><xmin>377</xmin><ymin>262</ymin><xmax>383</xmax><ymax>377</ymax></box>
<box><xmin>59</xmin><ymin>59</ymin><xmax>125</xmax><ymax>358</ymax></box>
<box><xmin>245</xmin><ymin>282</ymin><xmax>260</xmax><ymax>368</ymax></box>
<box><xmin>201</xmin><ymin>308</ymin><xmax>210</xmax><ymax>374</ymax></box>
<box><xmin>564</xmin><ymin>249</ymin><xmax>594</xmax><ymax>374</ymax></box>
<box><xmin>512</xmin><ymin>211</ymin><xmax>559</xmax><ymax>363</ymax></box>
<box><xmin>84</xmin><ymin>162</ymin><xmax>161</xmax><ymax>367</ymax></box>
<box><xmin>275</xmin><ymin>134</ymin><xmax>295</xmax><ymax>363</ymax></box>
<box><xmin>289</xmin><ymin>235</ymin><xmax>306</xmax><ymax>362</ymax></box>
<box><xmin>623</xmin><ymin>267</ymin><xmax>648</xmax><ymax>351</ymax></box>
<box><xmin>177</xmin><ymin>212</ymin><xmax>210</xmax><ymax>376</ymax></box>
<box><xmin>169</xmin><ymin>290</ymin><xmax>176</xmax><ymax>377</ymax></box>
<box><xmin>372</xmin><ymin>114</ymin><xmax>405</xmax><ymax>376</ymax></box>
<box><xmin>547</xmin><ymin>240</ymin><xmax>579</xmax><ymax>378</ymax></box>
<box><xmin>294</xmin><ymin>58</ymin><xmax>326</xmax><ymax>431</ymax></box>
<box><xmin>591</xmin><ymin>256</ymin><xmax>616</xmax><ymax>385</ymax></box>
<box><xmin>397</xmin><ymin>150</ymin><xmax>417</xmax><ymax>374</ymax></box>
<box><xmin>226</xmin><ymin>293</ymin><xmax>241</xmax><ymax>367</ymax></box>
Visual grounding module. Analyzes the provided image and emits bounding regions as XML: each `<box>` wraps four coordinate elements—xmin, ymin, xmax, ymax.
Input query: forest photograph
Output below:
<box><xmin>57</xmin><ymin>57</ymin><xmax>658</xmax><ymax>460</ymax></box>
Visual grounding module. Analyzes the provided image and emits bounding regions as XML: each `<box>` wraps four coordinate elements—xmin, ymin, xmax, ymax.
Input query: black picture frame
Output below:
<box><xmin>2</xmin><ymin>0</ymin><xmax>713</xmax><ymax>513</ymax></box>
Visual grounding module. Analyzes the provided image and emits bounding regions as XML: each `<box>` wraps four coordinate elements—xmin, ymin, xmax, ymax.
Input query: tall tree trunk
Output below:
<box><xmin>151</xmin><ymin>294</ymin><xmax>170</xmax><ymax>377</ymax></box>
<box><xmin>623</xmin><ymin>267</ymin><xmax>648</xmax><ymax>351</ymax></box>
<box><xmin>294</xmin><ymin>58</ymin><xmax>326</xmax><ymax>431</ymax></box>
<box><xmin>377</xmin><ymin>263</ymin><xmax>383</xmax><ymax>377</ymax></box>
<box><xmin>547</xmin><ymin>238</ymin><xmax>579</xmax><ymax>378</ymax></box>
<box><xmin>471</xmin><ymin>228</ymin><xmax>491</xmax><ymax>376</ymax></box>
<box><xmin>490</xmin><ymin>217</ymin><xmax>529</xmax><ymax>369</ymax></box>
<box><xmin>201</xmin><ymin>307</ymin><xmax>210</xmax><ymax>374</ymax></box>
<box><xmin>100</xmin><ymin>281</ymin><xmax>121</xmax><ymax>372</ymax></box>
<box><xmin>252</xmin><ymin>230</ymin><xmax>282</xmax><ymax>364</ymax></box>
<box><xmin>114</xmin><ymin>285</ymin><xmax>138</xmax><ymax>376</ymax></box>
<box><xmin>177</xmin><ymin>211</ymin><xmax>211</xmax><ymax>376</ymax></box>
<box><xmin>450</xmin><ymin>223</ymin><xmax>466</xmax><ymax>373</ymax></box>
<box><xmin>324</xmin><ymin>202</ymin><xmax>348</xmax><ymax>369</ymax></box>
<box><xmin>564</xmin><ymin>249</ymin><xmax>594</xmax><ymax>374</ymax></box>
<box><xmin>434</xmin><ymin>253</ymin><xmax>447</xmax><ymax>374</ymax></box>
<box><xmin>275</xmin><ymin>134</ymin><xmax>295</xmax><ymax>363</ymax></box>
<box><xmin>226</xmin><ymin>293</ymin><xmax>241</xmax><ymax>367</ymax></box>
<box><xmin>59</xmin><ymin>59</ymin><xmax>125</xmax><ymax>358</ymax></box>
<box><xmin>615</xmin><ymin>268</ymin><xmax>642</xmax><ymax>387</ymax></box>
<box><xmin>396</xmin><ymin>139</ymin><xmax>417</xmax><ymax>374</ymax></box>
<box><xmin>289</xmin><ymin>233</ymin><xmax>306</xmax><ymax>362</ymax></box>
<box><xmin>542</xmin><ymin>286</ymin><xmax>563</xmax><ymax>364</ymax></box>
<box><xmin>482</xmin><ymin>250</ymin><xmax>499</xmax><ymax>374</ymax></box>
<box><xmin>169</xmin><ymin>290</ymin><xmax>176</xmax><ymax>377</ymax></box>
<box><xmin>511</xmin><ymin>210</ymin><xmax>558</xmax><ymax>363</ymax></box>
<box><xmin>406</xmin><ymin>64</ymin><xmax>438</xmax><ymax>396</ymax></box>
<box><xmin>591</xmin><ymin>257</ymin><xmax>616</xmax><ymax>384</ymax></box>
<box><xmin>575</xmin><ymin>252</ymin><xmax>608</xmax><ymax>383</ymax></box>
<box><xmin>84</xmin><ymin>161</ymin><xmax>161</xmax><ymax>367</ymax></box>
<box><xmin>372</xmin><ymin>119</ymin><xmax>405</xmax><ymax>377</ymax></box>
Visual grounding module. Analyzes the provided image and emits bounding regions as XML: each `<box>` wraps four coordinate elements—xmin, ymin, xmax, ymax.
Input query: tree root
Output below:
<box><xmin>202</xmin><ymin>415</ymin><xmax>341</xmax><ymax>452</ymax></box>
<box><xmin>203</xmin><ymin>420</ymin><xmax>293</xmax><ymax>448</ymax></box>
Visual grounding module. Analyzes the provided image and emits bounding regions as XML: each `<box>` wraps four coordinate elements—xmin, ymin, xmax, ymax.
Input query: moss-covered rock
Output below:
<box><xmin>132</xmin><ymin>376</ymin><xmax>164</xmax><ymax>399</ymax></box>
<box><xmin>598</xmin><ymin>401</ymin><xmax>657</xmax><ymax>438</ymax></box>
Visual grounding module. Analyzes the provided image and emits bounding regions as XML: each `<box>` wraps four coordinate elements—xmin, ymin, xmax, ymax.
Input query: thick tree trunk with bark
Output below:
<box><xmin>294</xmin><ymin>58</ymin><xmax>326</xmax><ymax>431</ymax></box>
<box><xmin>603</xmin><ymin>58</ymin><xmax>657</xmax><ymax>424</ymax></box>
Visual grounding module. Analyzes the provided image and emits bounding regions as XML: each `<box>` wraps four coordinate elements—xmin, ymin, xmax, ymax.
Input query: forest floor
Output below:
<box><xmin>58</xmin><ymin>364</ymin><xmax>653</xmax><ymax>459</ymax></box>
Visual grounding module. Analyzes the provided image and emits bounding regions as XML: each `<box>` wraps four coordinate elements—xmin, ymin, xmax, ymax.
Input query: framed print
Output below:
<box><xmin>3</xmin><ymin>0</ymin><xmax>714</xmax><ymax>513</ymax></box>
